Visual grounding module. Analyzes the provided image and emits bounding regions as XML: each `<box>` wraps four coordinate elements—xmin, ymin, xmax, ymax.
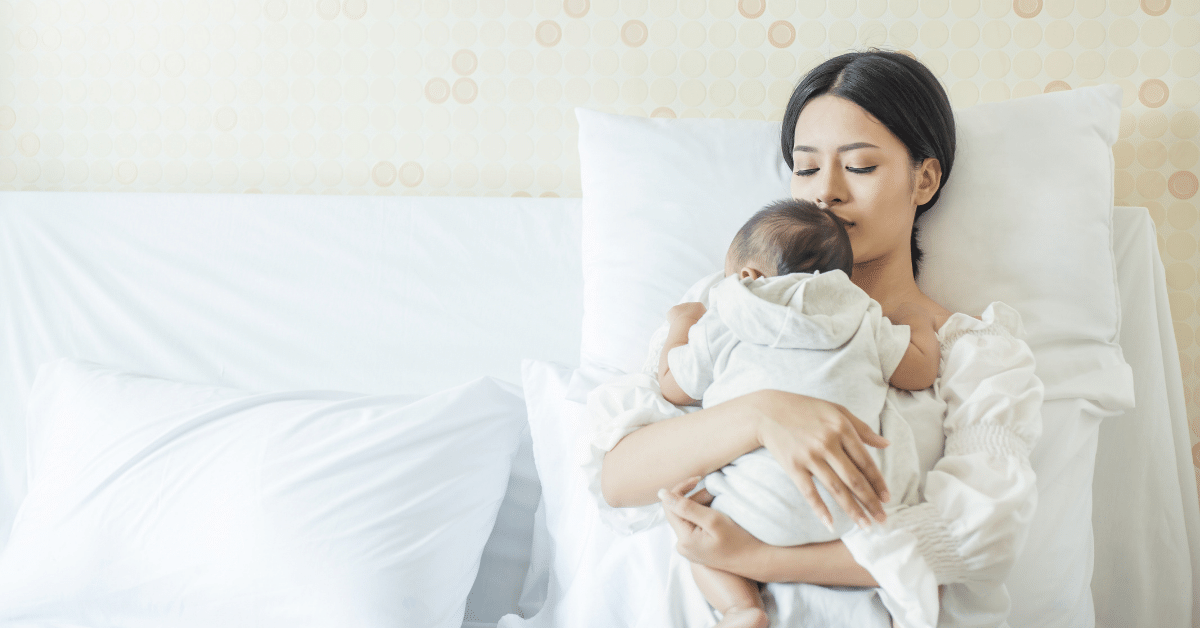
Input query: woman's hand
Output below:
<box><xmin>743</xmin><ymin>390</ymin><xmax>892</xmax><ymax>529</ymax></box>
<box><xmin>660</xmin><ymin>476</ymin><xmax>881</xmax><ymax>587</ymax></box>
<box><xmin>659</xmin><ymin>477</ymin><xmax>766</xmax><ymax>575</ymax></box>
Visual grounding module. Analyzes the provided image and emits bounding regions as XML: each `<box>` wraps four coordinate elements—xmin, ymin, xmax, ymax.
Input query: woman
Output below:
<box><xmin>589</xmin><ymin>51</ymin><xmax>1043</xmax><ymax>627</ymax></box>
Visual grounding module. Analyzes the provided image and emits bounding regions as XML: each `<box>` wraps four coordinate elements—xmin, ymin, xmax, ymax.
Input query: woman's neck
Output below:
<box><xmin>851</xmin><ymin>252</ymin><xmax>924</xmax><ymax>312</ymax></box>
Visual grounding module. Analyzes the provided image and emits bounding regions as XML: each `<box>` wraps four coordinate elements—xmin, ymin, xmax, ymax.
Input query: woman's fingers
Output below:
<box><xmin>834</xmin><ymin>406</ymin><xmax>889</xmax><ymax>521</ymax></box>
<box><xmin>660</xmin><ymin>486</ymin><xmax>718</xmax><ymax>562</ymax></box>
<box><xmin>781</xmin><ymin>466</ymin><xmax>835</xmax><ymax>531</ymax></box>
<box><xmin>756</xmin><ymin>391</ymin><xmax>892</xmax><ymax>528</ymax></box>
<box><xmin>846</xmin><ymin>409</ymin><xmax>892</xmax><ymax>503</ymax></box>
<box><xmin>826</xmin><ymin>444</ymin><xmax>888</xmax><ymax>524</ymax></box>
<box><xmin>664</xmin><ymin>488</ymin><xmax>719</xmax><ymax>531</ymax></box>
<box><xmin>660</xmin><ymin>489</ymin><xmax>697</xmax><ymax>539</ymax></box>
<box><xmin>691</xmin><ymin>487</ymin><xmax>715</xmax><ymax>506</ymax></box>
<box><xmin>669</xmin><ymin>476</ymin><xmax>702</xmax><ymax>497</ymax></box>
<box><xmin>807</xmin><ymin>457</ymin><xmax>875</xmax><ymax>530</ymax></box>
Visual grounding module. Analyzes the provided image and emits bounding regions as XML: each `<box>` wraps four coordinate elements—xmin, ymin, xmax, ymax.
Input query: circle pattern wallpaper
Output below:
<box><xmin>0</xmin><ymin>0</ymin><xmax>1198</xmax><ymax>502</ymax></box>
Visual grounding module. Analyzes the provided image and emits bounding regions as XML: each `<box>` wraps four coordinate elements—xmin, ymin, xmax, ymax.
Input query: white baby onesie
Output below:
<box><xmin>667</xmin><ymin>270</ymin><xmax>922</xmax><ymax>546</ymax></box>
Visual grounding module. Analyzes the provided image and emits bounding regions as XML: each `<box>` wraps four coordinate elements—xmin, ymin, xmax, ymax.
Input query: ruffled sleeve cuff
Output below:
<box><xmin>581</xmin><ymin>372</ymin><xmax>689</xmax><ymax>534</ymax></box>
<box><xmin>843</xmin><ymin>302</ymin><xmax>1045</xmax><ymax>628</ymax></box>
<box><xmin>581</xmin><ymin>272</ymin><xmax>724</xmax><ymax>533</ymax></box>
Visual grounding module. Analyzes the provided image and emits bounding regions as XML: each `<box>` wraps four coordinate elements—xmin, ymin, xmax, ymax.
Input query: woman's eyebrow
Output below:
<box><xmin>793</xmin><ymin>142</ymin><xmax>880</xmax><ymax>153</ymax></box>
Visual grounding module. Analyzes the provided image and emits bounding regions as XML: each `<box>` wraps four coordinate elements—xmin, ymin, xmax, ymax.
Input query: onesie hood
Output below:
<box><xmin>710</xmin><ymin>270</ymin><xmax>871</xmax><ymax>349</ymax></box>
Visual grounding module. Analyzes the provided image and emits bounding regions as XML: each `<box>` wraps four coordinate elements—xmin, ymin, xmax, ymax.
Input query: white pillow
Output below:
<box><xmin>0</xmin><ymin>358</ymin><xmax>527</xmax><ymax>628</ymax></box>
<box><xmin>575</xmin><ymin>85</ymin><xmax>1133</xmax><ymax>410</ymax></box>
<box><xmin>576</xmin><ymin>112</ymin><xmax>791</xmax><ymax>381</ymax></box>
<box><xmin>498</xmin><ymin>360</ymin><xmax>686</xmax><ymax>628</ymax></box>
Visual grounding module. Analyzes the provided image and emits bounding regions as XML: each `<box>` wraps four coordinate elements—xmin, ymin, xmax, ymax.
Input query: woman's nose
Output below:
<box><xmin>815</xmin><ymin>169</ymin><xmax>847</xmax><ymax>207</ymax></box>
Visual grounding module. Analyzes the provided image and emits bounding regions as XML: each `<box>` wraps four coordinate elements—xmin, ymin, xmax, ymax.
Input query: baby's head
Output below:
<box><xmin>725</xmin><ymin>198</ymin><xmax>854</xmax><ymax>280</ymax></box>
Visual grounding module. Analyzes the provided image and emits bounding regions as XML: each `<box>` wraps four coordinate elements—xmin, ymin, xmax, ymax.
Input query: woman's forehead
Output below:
<box><xmin>792</xmin><ymin>95</ymin><xmax>897</xmax><ymax>151</ymax></box>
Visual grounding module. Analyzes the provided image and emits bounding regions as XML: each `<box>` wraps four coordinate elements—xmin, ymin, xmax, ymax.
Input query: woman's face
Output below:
<box><xmin>789</xmin><ymin>94</ymin><xmax>939</xmax><ymax>269</ymax></box>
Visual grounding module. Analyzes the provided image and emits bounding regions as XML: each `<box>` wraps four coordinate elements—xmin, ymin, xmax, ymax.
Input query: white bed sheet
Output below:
<box><xmin>1092</xmin><ymin>206</ymin><xmax>1200</xmax><ymax>627</ymax></box>
<box><xmin>1</xmin><ymin>194</ymin><xmax>1195</xmax><ymax>628</ymax></box>
<box><xmin>0</xmin><ymin>192</ymin><xmax>584</xmax><ymax>626</ymax></box>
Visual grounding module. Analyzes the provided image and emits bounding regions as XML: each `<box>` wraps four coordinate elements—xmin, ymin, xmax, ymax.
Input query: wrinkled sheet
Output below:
<box><xmin>1090</xmin><ymin>207</ymin><xmax>1199</xmax><ymax>627</ymax></box>
<box><xmin>0</xmin><ymin>192</ymin><xmax>583</xmax><ymax>626</ymax></box>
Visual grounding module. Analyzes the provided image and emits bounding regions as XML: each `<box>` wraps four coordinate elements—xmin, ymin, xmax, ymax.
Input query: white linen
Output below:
<box><xmin>511</xmin><ymin>360</ymin><xmax>909</xmax><ymax>628</ymax></box>
<box><xmin>1090</xmin><ymin>207</ymin><xmax>1200</xmax><ymax>627</ymax></box>
<box><xmin>668</xmin><ymin>271</ymin><xmax>918</xmax><ymax>546</ymax></box>
<box><xmin>0</xmin><ymin>192</ymin><xmax>584</xmax><ymax>625</ymax></box>
<box><xmin>0</xmin><ymin>358</ymin><xmax>527</xmax><ymax>628</ymax></box>
<box><xmin>585</xmin><ymin>295</ymin><xmax>1043</xmax><ymax>628</ymax></box>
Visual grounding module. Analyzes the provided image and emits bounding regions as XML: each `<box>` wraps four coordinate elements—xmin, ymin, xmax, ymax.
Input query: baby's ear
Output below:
<box><xmin>739</xmin><ymin>267</ymin><xmax>764</xmax><ymax>280</ymax></box>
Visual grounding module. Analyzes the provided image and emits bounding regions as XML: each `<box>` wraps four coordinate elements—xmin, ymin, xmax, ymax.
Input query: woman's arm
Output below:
<box><xmin>600</xmin><ymin>395</ymin><xmax>758</xmax><ymax>508</ymax></box>
<box><xmin>601</xmin><ymin>388</ymin><xmax>893</xmax><ymax>529</ymax></box>
<box><xmin>658</xmin><ymin>477</ymin><xmax>878</xmax><ymax>587</ymax></box>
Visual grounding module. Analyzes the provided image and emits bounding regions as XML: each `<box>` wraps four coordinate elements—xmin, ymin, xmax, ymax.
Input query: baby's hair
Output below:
<box><xmin>729</xmin><ymin>199</ymin><xmax>854</xmax><ymax>277</ymax></box>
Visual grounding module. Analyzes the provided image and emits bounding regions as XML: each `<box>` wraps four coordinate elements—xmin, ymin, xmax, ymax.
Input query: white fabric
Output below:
<box><xmin>1089</xmin><ymin>207</ymin><xmax>1200</xmax><ymax>628</ymax></box>
<box><xmin>916</xmin><ymin>84</ymin><xmax>1130</xmax><ymax>411</ymax></box>
<box><xmin>585</xmin><ymin>294</ymin><xmax>1043</xmax><ymax>628</ymax></box>
<box><xmin>670</xmin><ymin>271</ymin><xmax>910</xmax><ymax>412</ymax></box>
<box><xmin>0</xmin><ymin>358</ymin><xmax>527</xmax><ymax>628</ymax></box>
<box><xmin>1</xmin><ymin>191</ymin><xmax>1192</xmax><ymax>626</ymax></box>
<box><xmin>504</xmin><ymin>360</ymin><xmax>897</xmax><ymax>628</ymax></box>
<box><xmin>574</xmin><ymin>86</ymin><xmax>1133</xmax><ymax>413</ymax></box>
<box><xmin>512</xmin><ymin>210</ymin><xmax>1199</xmax><ymax>628</ymax></box>
<box><xmin>668</xmin><ymin>271</ymin><xmax>919</xmax><ymax>546</ymax></box>
<box><xmin>0</xmin><ymin>192</ymin><xmax>584</xmax><ymax>625</ymax></box>
<box><xmin>575</xmin><ymin>110</ymin><xmax>792</xmax><ymax>381</ymax></box>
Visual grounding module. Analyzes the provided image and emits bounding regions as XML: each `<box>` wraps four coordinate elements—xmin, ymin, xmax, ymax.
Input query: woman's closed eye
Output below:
<box><xmin>793</xmin><ymin>166</ymin><xmax>878</xmax><ymax>176</ymax></box>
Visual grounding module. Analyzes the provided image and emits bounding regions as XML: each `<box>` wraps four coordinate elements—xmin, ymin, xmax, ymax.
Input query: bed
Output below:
<box><xmin>0</xmin><ymin>85</ymin><xmax>1196</xmax><ymax>628</ymax></box>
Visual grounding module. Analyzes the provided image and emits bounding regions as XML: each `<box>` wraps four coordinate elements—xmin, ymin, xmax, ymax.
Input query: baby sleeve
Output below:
<box><xmin>872</xmin><ymin>304</ymin><xmax>913</xmax><ymax>384</ymax></box>
<box><xmin>665</xmin><ymin>312</ymin><xmax>721</xmax><ymax>403</ymax></box>
<box><xmin>841</xmin><ymin>302</ymin><xmax>1045</xmax><ymax>628</ymax></box>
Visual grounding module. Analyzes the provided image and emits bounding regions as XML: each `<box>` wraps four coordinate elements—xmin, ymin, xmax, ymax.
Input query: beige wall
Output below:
<box><xmin>1</xmin><ymin>0</ymin><xmax>1198</xmax><ymax>504</ymax></box>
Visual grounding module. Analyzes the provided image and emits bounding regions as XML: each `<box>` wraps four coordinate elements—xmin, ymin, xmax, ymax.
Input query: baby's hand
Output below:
<box><xmin>667</xmin><ymin>302</ymin><xmax>706</xmax><ymax>324</ymax></box>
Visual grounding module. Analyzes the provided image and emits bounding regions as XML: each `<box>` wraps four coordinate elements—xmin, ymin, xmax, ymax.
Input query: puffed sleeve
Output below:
<box><xmin>580</xmin><ymin>271</ymin><xmax>723</xmax><ymax>534</ymax></box>
<box><xmin>582</xmin><ymin>372</ymin><xmax>685</xmax><ymax>533</ymax></box>
<box><xmin>841</xmin><ymin>302</ymin><xmax>1045</xmax><ymax>628</ymax></box>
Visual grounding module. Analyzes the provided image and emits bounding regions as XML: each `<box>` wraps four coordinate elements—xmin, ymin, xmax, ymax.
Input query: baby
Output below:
<box><xmin>656</xmin><ymin>198</ymin><xmax>941</xmax><ymax>628</ymax></box>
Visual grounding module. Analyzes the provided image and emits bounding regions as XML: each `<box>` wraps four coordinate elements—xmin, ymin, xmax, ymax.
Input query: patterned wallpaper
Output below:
<box><xmin>0</xmin><ymin>0</ymin><xmax>1198</xmax><ymax>503</ymax></box>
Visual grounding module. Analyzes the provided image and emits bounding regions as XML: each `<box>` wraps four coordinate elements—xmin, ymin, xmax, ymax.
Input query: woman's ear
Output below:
<box><xmin>913</xmin><ymin>157</ymin><xmax>942</xmax><ymax>206</ymax></box>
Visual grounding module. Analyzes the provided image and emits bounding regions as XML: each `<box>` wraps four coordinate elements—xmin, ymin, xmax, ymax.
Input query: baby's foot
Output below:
<box><xmin>715</xmin><ymin>606</ymin><xmax>769</xmax><ymax>628</ymax></box>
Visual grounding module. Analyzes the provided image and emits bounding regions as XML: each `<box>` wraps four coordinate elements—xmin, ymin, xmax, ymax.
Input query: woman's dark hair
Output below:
<box><xmin>781</xmin><ymin>50</ymin><xmax>956</xmax><ymax>278</ymax></box>
<box><xmin>730</xmin><ymin>198</ymin><xmax>854</xmax><ymax>278</ymax></box>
